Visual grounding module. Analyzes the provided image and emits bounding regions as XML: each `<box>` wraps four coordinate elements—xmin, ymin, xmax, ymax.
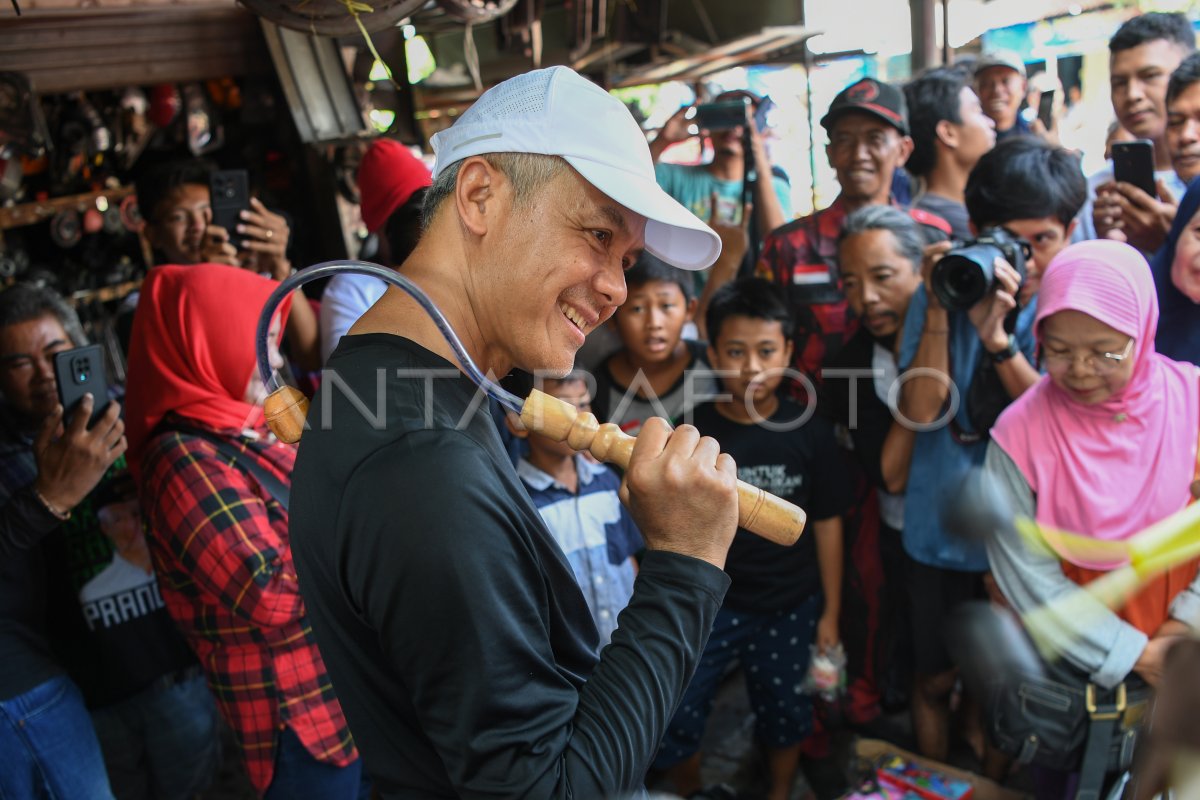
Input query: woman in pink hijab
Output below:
<box><xmin>986</xmin><ymin>239</ymin><xmax>1200</xmax><ymax>791</ymax></box>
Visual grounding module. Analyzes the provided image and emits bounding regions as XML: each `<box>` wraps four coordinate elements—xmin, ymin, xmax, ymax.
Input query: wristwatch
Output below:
<box><xmin>988</xmin><ymin>333</ymin><xmax>1019</xmax><ymax>364</ymax></box>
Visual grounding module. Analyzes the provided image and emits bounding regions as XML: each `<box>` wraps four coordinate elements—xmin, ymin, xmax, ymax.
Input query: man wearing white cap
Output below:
<box><xmin>289</xmin><ymin>67</ymin><xmax>740</xmax><ymax>798</ymax></box>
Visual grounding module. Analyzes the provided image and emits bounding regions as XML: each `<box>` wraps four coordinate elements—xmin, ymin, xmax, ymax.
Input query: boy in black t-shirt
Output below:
<box><xmin>653</xmin><ymin>278</ymin><xmax>851</xmax><ymax>800</ymax></box>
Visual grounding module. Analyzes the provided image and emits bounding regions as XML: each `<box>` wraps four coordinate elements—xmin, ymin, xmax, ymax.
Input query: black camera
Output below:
<box><xmin>929</xmin><ymin>228</ymin><xmax>1030</xmax><ymax>311</ymax></box>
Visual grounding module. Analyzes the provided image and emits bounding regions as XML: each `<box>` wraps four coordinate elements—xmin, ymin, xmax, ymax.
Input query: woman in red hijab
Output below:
<box><xmin>124</xmin><ymin>263</ymin><xmax>361</xmax><ymax>799</ymax></box>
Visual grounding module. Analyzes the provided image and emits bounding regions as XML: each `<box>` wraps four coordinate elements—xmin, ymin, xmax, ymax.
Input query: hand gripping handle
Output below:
<box><xmin>521</xmin><ymin>389</ymin><xmax>806</xmax><ymax>546</ymax></box>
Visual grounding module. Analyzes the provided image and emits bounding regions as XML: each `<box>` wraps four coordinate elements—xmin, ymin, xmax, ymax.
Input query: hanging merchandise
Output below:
<box><xmin>102</xmin><ymin>203</ymin><xmax>124</xmax><ymax>235</ymax></box>
<box><xmin>182</xmin><ymin>83</ymin><xmax>224</xmax><ymax>156</ymax></box>
<box><xmin>119</xmin><ymin>194</ymin><xmax>143</xmax><ymax>233</ymax></box>
<box><xmin>147</xmin><ymin>84</ymin><xmax>182</xmax><ymax>130</ymax></box>
<box><xmin>49</xmin><ymin>209</ymin><xmax>83</xmax><ymax>249</ymax></box>
<box><xmin>118</xmin><ymin>87</ymin><xmax>155</xmax><ymax>170</ymax></box>
<box><xmin>0</xmin><ymin>157</ymin><xmax>22</xmax><ymax>202</ymax></box>
<box><xmin>0</xmin><ymin>72</ymin><xmax>51</xmax><ymax>161</ymax></box>
<box><xmin>82</xmin><ymin>207</ymin><xmax>105</xmax><ymax>235</ymax></box>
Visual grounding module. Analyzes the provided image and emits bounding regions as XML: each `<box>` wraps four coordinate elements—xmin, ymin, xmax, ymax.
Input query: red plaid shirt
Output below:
<box><xmin>757</xmin><ymin>196</ymin><xmax>951</xmax><ymax>398</ymax></box>
<box><xmin>140</xmin><ymin>418</ymin><xmax>356</xmax><ymax>793</ymax></box>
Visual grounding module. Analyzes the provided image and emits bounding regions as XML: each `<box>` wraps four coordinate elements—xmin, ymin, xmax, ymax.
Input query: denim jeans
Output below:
<box><xmin>0</xmin><ymin>674</ymin><xmax>115</xmax><ymax>800</ymax></box>
<box><xmin>89</xmin><ymin>669</ymin><xmax>221</xmax><ymax>800</ymax></box>
<box><xmin>262</xmin><ymin>725</ymin><xmax>363</xmax><ymax>800</ymax></box>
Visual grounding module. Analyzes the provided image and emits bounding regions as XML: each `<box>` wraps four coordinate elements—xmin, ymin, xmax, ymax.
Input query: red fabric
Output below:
<box><xmin>359</xmin><ymin>139</ymin><xmax>432</xmax><ymax>233</ymax></box>
<box><xmin>124</xmin><ymin>263</ymin><xmax>291</xmax><ymax>475</ymax></box>
<box><xmin>140</xmin><ymin>419</ymin><xmax>357</xmax><ymax>792</ymax></box>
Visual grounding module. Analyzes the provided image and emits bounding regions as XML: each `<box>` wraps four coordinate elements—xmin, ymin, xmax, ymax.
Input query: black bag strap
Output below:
<box><xmin>169</xmin><ymin>423</ymin><xmax>290</xmax><ymax>513</ymax></box>
<box><xmin>1076</xmin><ymin>683</ymin><xmax>1126</xmax><ymax>800</ymax></box>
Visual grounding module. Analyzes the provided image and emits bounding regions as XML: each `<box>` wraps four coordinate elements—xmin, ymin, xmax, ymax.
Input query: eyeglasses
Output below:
<box><xmin>1042</xmin><ymin>337</ymin><xmax>1134</xmax><ymax>375</ymax></box>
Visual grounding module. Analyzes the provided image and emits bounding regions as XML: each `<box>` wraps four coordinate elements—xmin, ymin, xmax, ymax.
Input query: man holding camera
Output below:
<box><xmin>651</xmin><ymin>91</ymin><xmax>791</xmax><ymax>251</ymax></box>
<box><xmin>894</xmin><ymin>136</ymin><xmax>1085</xmax><ymax>765</ymax></box>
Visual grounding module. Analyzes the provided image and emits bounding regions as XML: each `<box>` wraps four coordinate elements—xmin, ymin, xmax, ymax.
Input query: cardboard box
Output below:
<box><xmin>853</xmin><ymin>739</ymin><xmax>1031</xmax><ymax>800</ymax></box>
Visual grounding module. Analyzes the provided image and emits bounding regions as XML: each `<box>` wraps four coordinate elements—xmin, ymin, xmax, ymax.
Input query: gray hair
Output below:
<box><xmin>838</xmin><ymin>205</ymin><xmax>925</xmax><ymax>272</ymax></box>
<box><xmin>420</xmin><ymin>152</ymin><xmax>572</xmax><ymax>232</ymax></box>
<box><xmin>0</xmin><ymin>284</ymin><xmax>88</xmax><ymax>346</ymax></box>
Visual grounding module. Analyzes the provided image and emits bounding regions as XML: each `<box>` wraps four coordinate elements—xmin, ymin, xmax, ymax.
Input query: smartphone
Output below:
<box><xmin>1112</xmin><ymin>139</ymin><xmax>1158</xmax><ymax>198</ymax></box>
<box><xmin>209</xmin><ymin>169</ymin><xmax>249</xmax><ymax>250</ymax></box>
<box><xmin>1037</xmin><ymin>90</ymin><xmax>1055</xmax><ymax>130</ymax></box>
<box><xmin>54</xmin><ymin>344</ymin><xmax>110</xmax><ymax>428</ymax></box>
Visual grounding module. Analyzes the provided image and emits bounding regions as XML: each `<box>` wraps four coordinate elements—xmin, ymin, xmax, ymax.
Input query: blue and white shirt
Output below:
<box><xmin>517</xmin><ymin>455</ymin><xmax>642</xmax><ymax>647</ymax></box>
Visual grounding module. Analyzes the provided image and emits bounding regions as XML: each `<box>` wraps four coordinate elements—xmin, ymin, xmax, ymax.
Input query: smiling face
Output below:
<box><xmin>838</xmin><ymin>228</ymin><xmax>922</xmax><ymax>339</ymax></box>
<box><xmin>1041</xmin><ymin>309</ymin><xmax>1136</xmax><ymax>405</ymax></box>
<box><xmin>975</xmin><ymin>66</ymin><xmax>1025</xmax><ymax>131</ymax></box>
<box><xmin>1110</xmin><ymin>39</ymin><xmax>1188</xmax><ymax>141</ymax></box>
<box><xmin>613</xmin><ymin>279</ymin><xmax>693</xmax><ymax>367</ymax></box>
<box><xmin>0</xmin><ymin>315</ymin><xmax>74</xmax><ymax>422</ymax></box>
<box><xmin>1167</xmin><ymin>81</ymin><xmax>1200</xmax><ymax>183</ymax></box>
<box><xmin>826</xmin><ymin>113</ymin><xmax>913</xmax><ymax>207</ymax></box>
<box><xmin>707</xmin><ymin>315</ymin><xmax>793</xmax><ymax>409</ymax></box>
<box><xmin>477</xmin><ymin>165</ymin><xmax>641</xmax><ymax>377</ymax></box>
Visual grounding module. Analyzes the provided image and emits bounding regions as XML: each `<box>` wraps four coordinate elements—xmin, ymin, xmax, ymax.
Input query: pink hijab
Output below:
<box><xmin>992</xmin><ymin>240</ymin><xmax>1200</xmax><ymax>568</ymax></box>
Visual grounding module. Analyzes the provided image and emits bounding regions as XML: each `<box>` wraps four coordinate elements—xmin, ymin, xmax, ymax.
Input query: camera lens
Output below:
<box><xmin>931</xmin><ymin>245</ymin><xmax>999</xmax><ymax>311</ymax></box>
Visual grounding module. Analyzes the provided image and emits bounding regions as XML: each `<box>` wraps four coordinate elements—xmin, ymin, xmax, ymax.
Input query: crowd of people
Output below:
<box><xmin>1</xmin><ymin>10</ymin><xmax>1199</xmax><ymax>800</ymax></box>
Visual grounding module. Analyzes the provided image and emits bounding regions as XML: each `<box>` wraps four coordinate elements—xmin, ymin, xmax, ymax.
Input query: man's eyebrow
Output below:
<box><xmin>597</xmin><ymin>204</ymin><xmax>631</xmax><ymax>236</ymax></box>
<box><xmin>41</xmin><ymin>339</ymin><xmax>68</xmax><ymax>352</ymax></box>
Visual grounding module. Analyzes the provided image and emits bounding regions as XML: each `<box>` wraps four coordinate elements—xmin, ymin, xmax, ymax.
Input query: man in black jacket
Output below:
<box><xmin>290</xmin><ymin>66</ymin><xmax>743</xmax><ymax>799</ymax></box>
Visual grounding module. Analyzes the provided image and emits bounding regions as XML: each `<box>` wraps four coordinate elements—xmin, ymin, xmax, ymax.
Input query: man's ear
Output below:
<box><xmin>783</xmin><ymin>337</ymin><xmax>795</xmax><ymax>363</ymax></box>
<box><xmin>454</xmin><ymin>157</ymin><xmax>502</xmax><ymax>237</ymax></box>
<box><xmin>895</xmin><ymin>135</ymin><xmax>915</xmax><ymax>167</ymax></box>
<box><xmin>935</xmin><ymin>119</ymin><xmax>958</xmax><ymax>150</ymax></box>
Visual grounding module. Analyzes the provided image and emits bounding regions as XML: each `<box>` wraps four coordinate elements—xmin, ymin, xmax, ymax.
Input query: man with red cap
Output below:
<box><xmin>320</xmin><ymin>140</ymin><xmax>432</xmax><ymax>363</ymax></box>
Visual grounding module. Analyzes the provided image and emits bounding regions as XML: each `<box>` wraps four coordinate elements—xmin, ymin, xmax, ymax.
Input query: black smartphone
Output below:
<box><xmin>1112</xmin><ymin>139</ymin><xmax>1158</xmax><ymax>198</ymax></box>
<box><xmin>209</xmin><ymin>169</ymin><xmax>249</xmax><ymax>250</ymax></box>
<box><xmin>1037</xmin><ymin>90</ymin><xmax>1055</xmax><ymax>130</ymax></box>
<box><xmin>54</xmin><ymin>344</ymin><xmax>109</xmax><ymax>428</ymax></box>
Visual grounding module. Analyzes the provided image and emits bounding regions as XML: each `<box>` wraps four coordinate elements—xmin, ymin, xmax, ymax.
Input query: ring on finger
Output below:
<box><xmin>265</xmin><ymin>229</ymin><xmax>274</xmax><ymax>240</ymax></box>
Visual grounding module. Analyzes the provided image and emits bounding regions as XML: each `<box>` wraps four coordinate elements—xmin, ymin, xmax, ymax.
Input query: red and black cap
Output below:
<box><xmin>820</xmin><ymin>77</ymin><xmax>909</xmax><ymax>136</ymax></box>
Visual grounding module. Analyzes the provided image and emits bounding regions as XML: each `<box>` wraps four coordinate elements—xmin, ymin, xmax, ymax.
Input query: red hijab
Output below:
<box><xmin>124</xmin><ymin>263</ymin><xmax>291</xmax><ymax>474</ymax></box>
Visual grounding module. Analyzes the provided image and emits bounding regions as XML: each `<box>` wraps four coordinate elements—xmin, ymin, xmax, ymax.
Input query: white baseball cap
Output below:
<box><xmin>430</xmin><ymin>66</ymin><xmax>722</xmax><ymax>271</ymax></box>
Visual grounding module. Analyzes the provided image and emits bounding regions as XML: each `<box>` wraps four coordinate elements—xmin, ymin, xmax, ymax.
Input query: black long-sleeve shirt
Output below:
<box><xmin>0</xmin><ymin>412</ymin><xmax>69</xmax><ymax>702</ymax></box>
<box><xmin>290</xmin><ymin>334</ymin><xmax>730</xmax><ymax>799</ymax></box>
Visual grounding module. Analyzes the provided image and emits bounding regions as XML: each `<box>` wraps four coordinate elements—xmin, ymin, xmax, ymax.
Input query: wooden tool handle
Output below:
<box><xmin>521</xmin><ymin>389</ymin><xmax>807</xmax><ymax>546</ymax></box>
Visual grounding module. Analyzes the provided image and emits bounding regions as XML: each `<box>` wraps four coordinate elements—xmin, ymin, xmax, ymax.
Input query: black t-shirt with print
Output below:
<box><xmin>691</xmin><ymin>399</ymin><xmax>852</xmax><ymax>614</ymax></box>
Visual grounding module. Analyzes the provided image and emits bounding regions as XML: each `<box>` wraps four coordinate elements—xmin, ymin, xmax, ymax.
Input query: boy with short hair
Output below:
<box><xmin>591</xmin><ymin>255</ymin><xmax>718</xmax><ymax>434</ymax></box>
<box><xmin>507</xmin><ymin>373</ymin><xmax>642</xmax><ymax>647</ymax></box>
<box><xmin>652</xmin><ymin>277</ymin><xmax>850</xmax><ymax>800</ymax></box>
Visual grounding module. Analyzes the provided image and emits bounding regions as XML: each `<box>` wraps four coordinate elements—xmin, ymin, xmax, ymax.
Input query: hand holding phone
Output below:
<box><xmin>54</xmin><ymin>345</ymin><xmax>110</xmax><ymax>429</ymax></box>
<box><xmin>1112</xmin><ymin>139</ymin><xmax>1158</xmax><ymax>199</ymax></box>
<box><xmin>1037</xmin><ymin>90</ymin><xmax>1055</xmax><ymax>130</ymax></box>
<box><xmin>209</xmin><ymin>169</ymin><xmax>250</xmax><ymax>250</ymax></box>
